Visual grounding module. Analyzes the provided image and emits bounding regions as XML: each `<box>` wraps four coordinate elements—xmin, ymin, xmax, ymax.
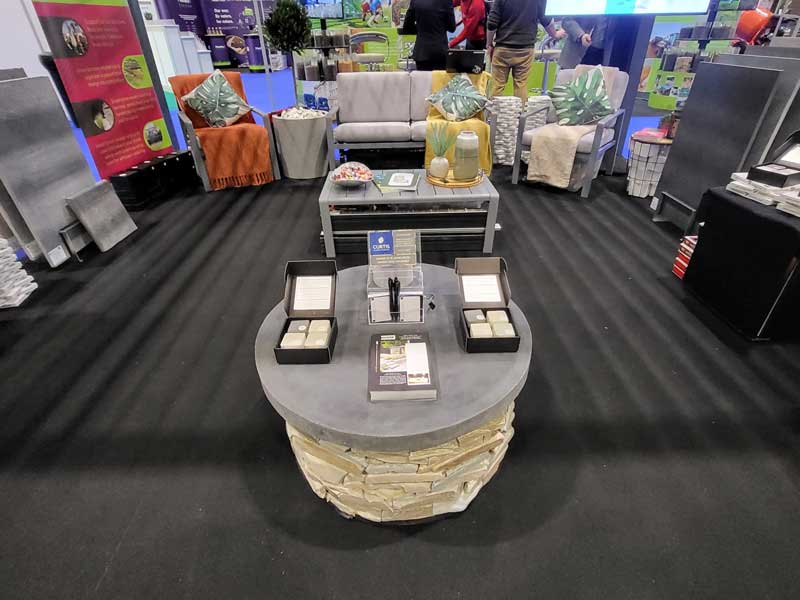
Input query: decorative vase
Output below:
<box><xmin>453</xmin><ymin>130</ymin><xmax>480</xmax><ymax>181</ymax></box>
<box><xmin>430</xmin><ymin>156</ymin><xmax>450</xmax><ymax>179</ymax></box>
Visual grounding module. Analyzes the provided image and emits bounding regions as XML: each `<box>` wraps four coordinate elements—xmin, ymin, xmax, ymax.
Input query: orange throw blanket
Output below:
<box><xmin>169</xmin><ymin>73</ymin><xmax>273</xmax><ymax>191</ymax></box>
<box><xmin>195</xmin><ymin>124</ymin><xmax>273</xmax><ymax>190</ymax></box>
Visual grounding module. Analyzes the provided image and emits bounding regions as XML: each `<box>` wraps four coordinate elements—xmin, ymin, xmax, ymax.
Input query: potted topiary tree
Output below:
<box><xmin>263</xmin><ymin>0</ymin><xmax>312</xmax><ymax>78</ymax></box>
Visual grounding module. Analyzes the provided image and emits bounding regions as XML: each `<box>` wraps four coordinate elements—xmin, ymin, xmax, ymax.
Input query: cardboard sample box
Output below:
<box><xmin>455</xmin><ymin>257</ymin><xmax>521</xmax><ymax>354</ymax></box>
<box><xmin>274</xmin><ymin>260</ymin><xmax>339</xmax><ymax>365</ymax></box>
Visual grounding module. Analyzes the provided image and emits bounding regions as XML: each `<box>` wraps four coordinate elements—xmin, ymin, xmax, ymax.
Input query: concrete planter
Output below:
<box><xmin>272</xmin><ymin>113</ymin><xmax>329</xmax><ymax>179</ymax></box>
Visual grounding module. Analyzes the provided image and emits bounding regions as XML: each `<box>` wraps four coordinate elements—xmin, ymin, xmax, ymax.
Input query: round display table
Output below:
<box><xmin>255</xmin><ymin>264</ymin><xmax>532</xmax><ymax>523</ymax></box>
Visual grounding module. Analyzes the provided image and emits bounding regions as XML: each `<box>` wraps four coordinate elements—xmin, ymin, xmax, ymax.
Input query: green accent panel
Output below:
<box><xmin>165</xmin><ymin>91</ymin><xmax>178</xmax><ymax>111</ymax></box>
<box><xmin>648</xmin><ymin>71</ymin><xmax>695</xmax><ymax>111</ymax></box>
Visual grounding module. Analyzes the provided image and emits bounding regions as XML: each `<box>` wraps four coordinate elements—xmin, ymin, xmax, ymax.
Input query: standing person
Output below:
<box><xmin>449</xmin><ymin>0</ymin><xmax>487</xmax><ymax>51</ymax></box>
<box><xmin>486</xmin><ymin>0</ymin><xmax>564</xmax><ymax>102</ymax></box>
<box><xmin>559</xmin><ymin>17</ymin><xmax>610</xmax><ymax>68</ymax></box>
<box><xmin>401</xmin><ymin>0</ymin><xmax>457</xmax><ymax>71</ymax></box>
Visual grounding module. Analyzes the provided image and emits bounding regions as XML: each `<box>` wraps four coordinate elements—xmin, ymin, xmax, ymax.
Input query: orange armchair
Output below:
<box><xmin>169</xmin><ymin>72</ymin><xmax>280</xmax><ymax>191</ymax></box>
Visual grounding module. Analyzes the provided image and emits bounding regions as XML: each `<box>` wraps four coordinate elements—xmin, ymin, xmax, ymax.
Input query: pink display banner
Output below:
<box><xmin>34</xmin><ymin>0</ymin><xmax>173</xmax><ymax>179</ymax></box>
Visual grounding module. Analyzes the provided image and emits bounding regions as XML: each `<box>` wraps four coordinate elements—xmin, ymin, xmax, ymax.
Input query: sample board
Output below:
<box><xmin>0</xmin><ymin>68</ymin><xmax>26</xmax><ymax>82</ymax></box>
<box><xmin>655</xmin><ymin>62</ymin><xmax>780</xmax><ymax>226</ymax></box>
<box><xmin>66</xmin><ymin>181</ymin><xmax>137</xmax><ymax>253</ymax></box>
<box><xmin>0</xmin><ymin>77</ymin><xmax>95</xmax><ymax>267</ymax></box>
<box><xmin>716</xmin><ymin>54</ymin><xmax>800</xmax><ymax>167</ymax></box>
<box><xmin>546</xmin><ymin>0</ymin><xmax>710</xmax><ymax>16</ymax></box>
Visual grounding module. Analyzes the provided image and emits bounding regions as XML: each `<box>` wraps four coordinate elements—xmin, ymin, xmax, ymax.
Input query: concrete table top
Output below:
<box><xmin>255</xmin><ymin>264</ymin><xmax>532</xmax><ymax>452</ymax></box>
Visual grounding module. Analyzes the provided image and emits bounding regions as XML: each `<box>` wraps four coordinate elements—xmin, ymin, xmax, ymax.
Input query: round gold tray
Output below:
<box><xmin>426</xmin><ymin>170</ymin><xmax>484</xmax><ymax>188</ymax></box>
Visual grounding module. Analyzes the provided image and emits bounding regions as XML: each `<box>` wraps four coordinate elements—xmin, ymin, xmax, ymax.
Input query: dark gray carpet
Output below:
<box><xmin>1</xmin><ymin>168</ymin><xmax>799</xmax><ymax>599</ymax></box>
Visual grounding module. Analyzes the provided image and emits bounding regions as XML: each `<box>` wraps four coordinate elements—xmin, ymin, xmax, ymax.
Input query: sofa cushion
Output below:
<box><xmin>427</xmin><ymin>74</ymin><xmax>488</xmax><ymax>122</ymax></box>
<box><xmin>411</xmin><ymin>121</ymin><xmax>428</xmax><ymax>142</ymax></box>
<box><xmin>410</xmin><ymin>71</ymin><xmax>433</xmax><ymax>122</ymax></box>
<box><xmin>548</xmin><ymin>67</ymin><xmax>613</xmax><ymax>126</ymax></box>
<box><xmin>181</xmin><ymin>70</ymin><xmax>251</xmax><ymax>127</ymax></box>
<box><xmin>522</xmin><ymin>127</ymin><xmax>615</xmax><ymax>154</ymax></box>
<box><xmin>337</xmin><ymin>72</ymin><xmax>411</xmax><ymax>123</ymax></box>
<box><xmin>556</xmin><ymin>69</ymin><xmax>629</xmax><ymax>111</ymax></box>
<box><xmin>334</xmin><ymin>122</ymin><xmax>412</xmax><ymax>143</ymax></box>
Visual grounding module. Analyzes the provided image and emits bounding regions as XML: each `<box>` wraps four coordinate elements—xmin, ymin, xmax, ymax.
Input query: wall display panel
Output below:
<box><xmin>0</xmin><ymin>77</ymin><xmax>96</xmax><ymax>267</ymax></box>
<box><xmin>715</xmin><ymin>54</ymin><xmax>800</xmax><ymax>168</ymax></box>
<box><xmin>546</xmin><ymin>0</ymin><xmax>710</xmax><ymax>16</ymax></box>
<box><xmin>655</xmin><ymin>62</ymin><xmax>779</xmax><ymax>221</ymax></box>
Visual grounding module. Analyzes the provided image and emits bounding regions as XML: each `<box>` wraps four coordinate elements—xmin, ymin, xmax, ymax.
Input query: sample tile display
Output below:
<box><xmin>0</xmin><ymin>77</ymin><xmax>96</xmax><ymax>267</ymax></box>
<box><xmin>66</xmin><ymin>181</ymin><xmax>137</xmax><ymax>253</ymax></box>
<box><xmin>0</xmin><ymin>238</ymin><xmax>36</xmax><ymax>309</ymax></box>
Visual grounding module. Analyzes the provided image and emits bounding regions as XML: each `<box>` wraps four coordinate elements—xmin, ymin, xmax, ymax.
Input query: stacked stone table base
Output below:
<box><xmin>0</xmin><ymin>239</ymin><xmax>36</xmax><ymax>309</ymax></box>
<box><xmin>287</xmin><ymin>403</ymin><xmax>515</xmax><ymax>523</ymax></box>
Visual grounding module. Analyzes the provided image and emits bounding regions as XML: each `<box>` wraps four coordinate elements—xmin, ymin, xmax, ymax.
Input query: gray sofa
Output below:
<box><xmin>511</xmin><ymin>68</ymin><xmax>629</xmax><ymax>198</ymax></box>
<box><xmin>326</xmin><ymin>71</ymin><xmax>434</xmax><ymax>169</ymax></box>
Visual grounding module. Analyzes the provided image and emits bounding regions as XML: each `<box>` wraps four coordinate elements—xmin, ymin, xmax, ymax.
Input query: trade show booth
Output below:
<box><xmin>2</xmin><ymin>0</ymin><xmax>800</xmax><ymax>596</ymax></box>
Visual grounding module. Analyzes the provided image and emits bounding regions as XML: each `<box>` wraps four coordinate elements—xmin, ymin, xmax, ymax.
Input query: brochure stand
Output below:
<box><xmin>366</xmin><ymin>230</ymin><xmax>424</xmax><ymax>324</ymax></box>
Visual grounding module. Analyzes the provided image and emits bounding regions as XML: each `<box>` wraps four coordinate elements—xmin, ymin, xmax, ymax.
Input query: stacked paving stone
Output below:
<box><xmin>521</xmin><ymin>96</ymin><xmax>552</xmax><ymax>164</ymax></box>
<box><xmin>490</xmin><ymin>96</ymin><xmax>551</xmax><ymax>166</ymax></box>
<box><xmin>490</xmin><ymin>96</ymin><xmax>523</xmax><ymax>166</ymax></box>
<box><xmin>287</xmin><ymin>403</ymin><xmax>515</xmax><ymax>522</ymax></box>
<box><xmin>0</xmin><ymin>238</ymin><xmax>36</xmax><ymax>309</ymax></box>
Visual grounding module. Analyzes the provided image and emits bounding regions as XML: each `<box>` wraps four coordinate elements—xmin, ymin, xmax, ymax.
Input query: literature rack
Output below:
<box><xmin>366</xmin><ymin>230</ymin><xmax>424</xmax><ymax>324</ymax></box>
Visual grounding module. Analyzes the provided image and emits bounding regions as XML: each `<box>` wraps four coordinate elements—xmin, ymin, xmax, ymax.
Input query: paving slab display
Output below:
<box><xmin>0</xmin><ymin>77</ymin><xmax>95</xmax><ymax>267</ymax></box>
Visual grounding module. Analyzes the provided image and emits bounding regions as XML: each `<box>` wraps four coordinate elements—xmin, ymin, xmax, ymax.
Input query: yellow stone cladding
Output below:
<box><xmin>286</xmin><ymin>403</ymin><xmax>515</xmax><ymax>522</ymax></box>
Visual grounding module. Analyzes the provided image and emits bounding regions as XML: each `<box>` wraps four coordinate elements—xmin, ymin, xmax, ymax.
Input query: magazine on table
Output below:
<box><xmin>368</xmin><ymin>332</ymin><xmax>437</xmax><ymax>402</ymax></box>
<box><xmin>372</xmin><ymin>170</ymin><xmax>420</xmax><ymax>194</ymax></box>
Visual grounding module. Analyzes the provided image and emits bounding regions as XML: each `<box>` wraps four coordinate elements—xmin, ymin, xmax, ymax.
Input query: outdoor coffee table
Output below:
<box><xmin>319</xmin><ymin>169</ymin><xmax>500</xmax><ymax>257</ymax></box>
<box><xmin>255</xmin><ymin>264</ymin><xmax>532</xmax><ymax>523</ymax></box>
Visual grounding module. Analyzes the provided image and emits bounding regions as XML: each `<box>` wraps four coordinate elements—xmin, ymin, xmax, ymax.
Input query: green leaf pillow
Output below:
<box><xmin>548</xmin><ymin>68</ymin><xmax>613</xmax><ymax>126</ymax></box>
<box><xmin>182</xmin><ymin>70</ymin><xmax>251</xmax><ymax>128</ymax></box>
<box><xmin>427</xmin><ymin>74</ymin><xmax>488</xmax><ymax>122</ymax></box>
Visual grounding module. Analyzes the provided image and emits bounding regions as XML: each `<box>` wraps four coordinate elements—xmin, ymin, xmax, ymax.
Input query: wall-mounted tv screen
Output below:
<box><xmin>302</xmin><ymin>0</ymin><xmax>344</xmax><ymax>19</ymax></box>
<box><xmin>546</xmin><ymin>0</ymin><xmax>711</xmax><ymax>16</ymax></box>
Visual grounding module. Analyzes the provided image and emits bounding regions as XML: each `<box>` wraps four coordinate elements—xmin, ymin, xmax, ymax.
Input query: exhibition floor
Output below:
<box><xmin>2</xmin><ymin>169</ymin><xmax>800</xmax><ymax>598</ymax></box>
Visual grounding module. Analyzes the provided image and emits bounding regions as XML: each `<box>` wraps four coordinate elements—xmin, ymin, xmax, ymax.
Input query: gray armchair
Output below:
<box><xmin>169</xmin><ymin>72</ymin><xmax>281</xmax><ymax>192</ymax></box>
<box><xmin>511</xmin><ymin>69</ymin><xmax>629</xmax><ymax>198</ymax></box>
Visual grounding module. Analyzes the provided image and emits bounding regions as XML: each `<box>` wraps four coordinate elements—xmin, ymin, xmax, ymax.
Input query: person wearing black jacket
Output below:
<box><xmin>401</xmin><ymin>0</ymin><xmax>457</xmax><ymax>71</ymax></box>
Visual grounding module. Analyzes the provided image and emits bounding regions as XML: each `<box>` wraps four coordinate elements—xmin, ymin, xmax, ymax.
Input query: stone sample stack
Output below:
<box><xmin>522</xmin><ymin>96</ymin><xmax>552</xmax><ymax>163</ymax></box>
<box><xmin>287</xmin><ymin>403</ymin><xmax>515</xmax><ymax>523</ymax></box>
<box><xmin>489</xmin><ymin>96</ymin><xmax>550</xmax><ymax>166</ymax></box>
<box><xmin>0</xmin><ymin>238</ymin><xmax>36</xmax><ymax>309</ymax></box>
<box><xmin>489</xmin><ymin>96</ymin><xmax>523</xmax><ymax>167</ymax></box>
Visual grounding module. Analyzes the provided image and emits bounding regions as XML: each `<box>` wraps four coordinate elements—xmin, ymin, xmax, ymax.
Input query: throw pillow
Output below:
<box><xmin>548</xmin><ymin>68</ymin><xmax>613</xmax><ymax>126</ymax></box>
<box><xmin>427</xmin><ymin>74</ymin><xmax>488</xmax><ymax>122</ymax></box>
<box><xmin>182</xmin><ymin>70</ymin><xmax>251</xmax><ymax>128</ymax></box>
